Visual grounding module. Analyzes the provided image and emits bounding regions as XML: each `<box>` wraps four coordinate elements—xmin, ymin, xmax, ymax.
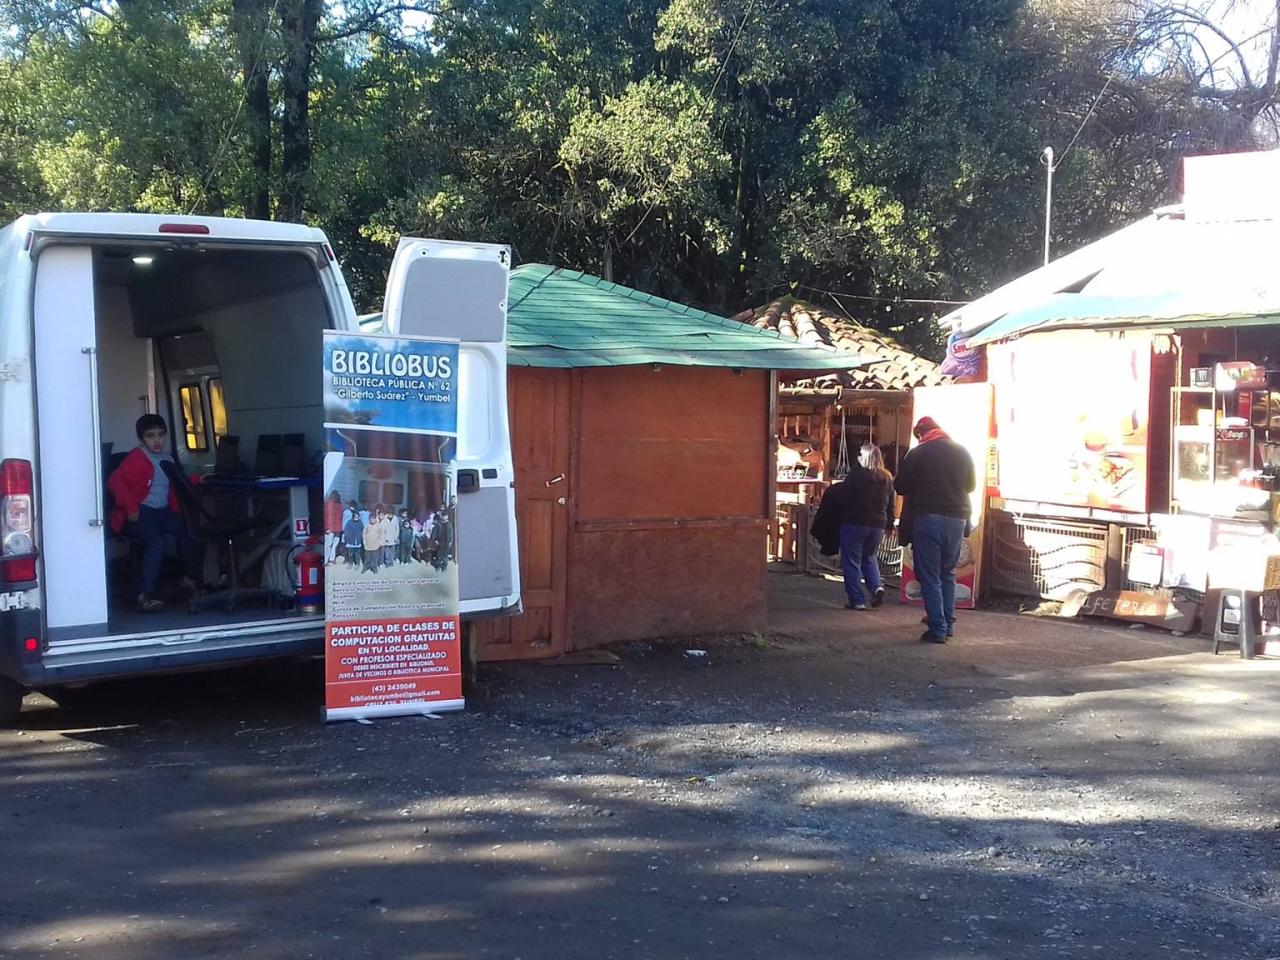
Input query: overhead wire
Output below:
<box><xmin>1054</xmin><ymin>7</ymin><xmax>1155</xmax><ymax>169</ymax></box>
<box><xmin>622</xmin><ymin>0</ymin><xmax>757</xmax><ymax>244</ymax></box>
<box><xmin>796</xmin><ymin>284</ymin><xmax>969</xmax><ymax>308</ymax></box>
<box><xmin>187</xmin><ymin>0</ymin><xmax>284</xmax><ymax>215</ymax></box>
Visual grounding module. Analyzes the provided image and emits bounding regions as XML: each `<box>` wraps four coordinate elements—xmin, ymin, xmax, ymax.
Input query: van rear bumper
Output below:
<box><xmin>14</xmin><ymin>625</ymin><xmax>324</xmax><ymax>687</ymax></box>
<box><xmin>5</xmin><ymin>601</ymin><xmax>513</xmax><ymax>688</ymax></box>
<box><xmin>0</xmin><ymin>607</ymin><xmax>44</xmax><ymax>684</ymax></box>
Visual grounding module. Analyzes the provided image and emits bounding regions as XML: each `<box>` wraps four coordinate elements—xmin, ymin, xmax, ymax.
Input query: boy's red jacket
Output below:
<box><xmin>107</xmin><ymin>447</ymin><xmax>181</xmax><ymax>533</ymax></box>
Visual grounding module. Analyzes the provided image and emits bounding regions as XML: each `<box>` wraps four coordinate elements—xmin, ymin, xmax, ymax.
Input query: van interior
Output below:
<box><xmin>39</xmin><ymin>241</ymin><xmax>335</xmax><ymax>645</ymax></box>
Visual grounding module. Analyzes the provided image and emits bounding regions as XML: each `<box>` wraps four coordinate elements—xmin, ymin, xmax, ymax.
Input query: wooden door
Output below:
<box><xmin>473</xmin><ymin>368</ymin><xmax>571</xmax><ymax>659</ymax></box>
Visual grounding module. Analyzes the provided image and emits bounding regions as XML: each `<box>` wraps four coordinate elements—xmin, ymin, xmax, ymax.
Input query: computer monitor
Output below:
<box><xmin>254</xmin><ymin>434</ymin><xmax>282</xmax><ymax>476</ymax></box>
<box><xmin>214</xmin><ymin>435</ymin><xmax>241</xmax><ymax>476</ymax></box>
<box><xmin>280</xmin><ymin>433</ymin><xmax>305</xmax><ymax>476</ymax></box>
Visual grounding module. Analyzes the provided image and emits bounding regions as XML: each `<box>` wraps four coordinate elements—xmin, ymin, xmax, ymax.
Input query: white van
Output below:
<box><xmin>0</xmin><ymin>213</ymin><xmax>520</xmax><ymax>723</ymax></box>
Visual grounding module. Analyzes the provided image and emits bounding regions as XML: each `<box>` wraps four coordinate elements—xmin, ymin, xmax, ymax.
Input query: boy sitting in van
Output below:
<box><xmin>107</xmin><ymin>414</ymin><xmax>203</xmax><ymax>612</ymax></box>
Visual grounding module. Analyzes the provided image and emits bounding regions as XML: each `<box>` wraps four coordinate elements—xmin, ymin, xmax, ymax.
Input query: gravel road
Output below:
<box><xmin>1</xmin><ymin>570</ymin><xmax>1277</xmax><ymax>959</ymax></box>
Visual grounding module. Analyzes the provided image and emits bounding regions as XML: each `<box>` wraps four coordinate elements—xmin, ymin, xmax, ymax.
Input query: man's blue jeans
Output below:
<box><xmin>912</xmin><ymin>514</ymin><xmax>967</xmax><ymax>638</ymax></box>
<box><xmin>839</xmin><ymin>523</ymin><xmax>884</xmax><ymax>607</ymax></box>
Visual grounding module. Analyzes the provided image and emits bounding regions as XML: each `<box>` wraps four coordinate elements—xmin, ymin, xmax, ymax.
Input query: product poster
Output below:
<box><xmin>322</xmin><ymin>332</ymin><xmax>463</xmax><ymax>721</ymax></box>
<box><xmin>900</xmin><ymin>383</ymin><xmax>993</xmax><ymax>610</ymax></box>
<box><xmin>988</xmin><ymin>331</ymin><xmax>1151</xmax><ymax>513</ymax></box>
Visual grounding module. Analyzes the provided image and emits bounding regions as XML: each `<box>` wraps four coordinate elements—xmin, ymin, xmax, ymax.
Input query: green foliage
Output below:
<box><xmin>0</xmin><ymin>0</ymin><xmax>1273</xmax><ymax>342</ymax></box>
<box><xmin>5</xmin><ymin>3</ymin><xmax>241</xmax><ymax>214</ymax></box>
<box><xmin>559</xmin><ymin>78</ymin><xmax>730</xmax><ymax>244</ymax></box>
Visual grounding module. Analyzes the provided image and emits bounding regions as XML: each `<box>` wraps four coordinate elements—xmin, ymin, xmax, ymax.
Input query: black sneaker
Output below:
<box><xmin>870</xmin><ymin>588</ymin><xmax>885</xmax><ymax>608</ymax></box>
<box><xmin>845</xmin><ymin>602</ymin><xmax>866</xmax><ymax>610</ymax></box>
<box><xmin>136</xmin><ymin>594</ymin><xmax>164</xmax><ymax>613</ymax></box>
<box><xmin>921</xmin><ymin>614</ymin><xmax>956</xmax><ymax>636</ymax></box>
<box><xmin>919</xmin><ymin>630</ymin><xmax>946</xmax><ymax>644</ymax></box>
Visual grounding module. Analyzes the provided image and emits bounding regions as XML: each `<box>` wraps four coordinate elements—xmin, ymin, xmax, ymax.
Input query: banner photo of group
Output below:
<box><xmin>321</xmin><ymin>332</ymin><xmax>463</xmax><ymax>722</ymax></box>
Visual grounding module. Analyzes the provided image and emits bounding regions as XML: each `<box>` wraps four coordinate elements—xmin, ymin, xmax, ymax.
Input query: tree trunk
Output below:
<box><xmin>231</xmin><ymin>0</ymin><xmax>272</xmax><ymax>220</ymax></box>
<box><xmin>279</xmin><ymin>0</ymin><xmax>321</xmax><ymax>222</ymax></box>
<box><xmin>1267</xmin><ymin>1</ymin><xmax>1280</xmax><ymax>98</ymax></box>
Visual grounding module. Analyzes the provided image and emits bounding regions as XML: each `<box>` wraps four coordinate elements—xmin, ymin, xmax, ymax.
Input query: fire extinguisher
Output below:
<box><xmin>294</xmin><ymin>536</ymin><xmax>325</xmax><ymax>612</ymax></box>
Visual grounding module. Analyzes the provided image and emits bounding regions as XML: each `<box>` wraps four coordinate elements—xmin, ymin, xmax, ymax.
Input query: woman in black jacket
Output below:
<box><xmin>814</xmin><ymin>444</ymin><xmax>896</xmax><ymax>609</ymax></box>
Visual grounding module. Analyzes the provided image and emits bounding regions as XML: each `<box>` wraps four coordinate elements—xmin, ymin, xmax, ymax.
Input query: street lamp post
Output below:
<box><xmin>1041</xmin><ymin>146</ymin><xmax>1055</xmax><ymax>266</ymax></box>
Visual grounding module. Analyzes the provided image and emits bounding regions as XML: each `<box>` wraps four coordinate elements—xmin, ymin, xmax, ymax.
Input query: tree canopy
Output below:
<box><xmin>1</xmin><ymin>0</ymin><xmax>1275</xmax><ymax>355</ymax></box>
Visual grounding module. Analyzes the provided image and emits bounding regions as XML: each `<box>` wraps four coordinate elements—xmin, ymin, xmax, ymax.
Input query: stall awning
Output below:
<box><xmin>951</xmin><ymin>206</ymin><xmax>1280</xmax><ymax>347</ymax></box>
<box><xmin>967</xmin><ymin>290</ymin><xmax>1280</xmax><ymax>346</ymax></box>
<box><xmin>364</xmin><ymin>264</ymin><xmax>871</xmax><ymax>371</ymax></box>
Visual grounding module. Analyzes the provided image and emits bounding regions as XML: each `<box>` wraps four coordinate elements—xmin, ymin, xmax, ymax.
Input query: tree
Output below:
<box><xmin>2</xmin><ymin>1</ymin><xmax>242</xmax><ymax>213</ymax></box>
<box><xmin>2</xmin><ymin>0</ymin><xmax>1273</xmax><ymax>335</ymax></box>
<box><xmin>230</xmin><ymin>0</ymin><xmax>273</xmax><ymax>219</ymax></box>
<box><xmin>1124</xmin><ymin>0</ymin><xmax>1280</xmax><ymax>141</ymax></box>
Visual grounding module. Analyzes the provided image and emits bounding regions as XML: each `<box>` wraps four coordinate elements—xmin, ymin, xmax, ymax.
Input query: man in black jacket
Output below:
<box><xmin>895</xmin><ymin>417</ymin><xmax>975</xmax><ymax>643</ymax></box>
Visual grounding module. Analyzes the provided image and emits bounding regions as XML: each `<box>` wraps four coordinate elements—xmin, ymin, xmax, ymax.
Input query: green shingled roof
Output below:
<box><xmin>364</xmin><ymin>264</ymin><xmax>867</xmax><ymax>370</ymax></box>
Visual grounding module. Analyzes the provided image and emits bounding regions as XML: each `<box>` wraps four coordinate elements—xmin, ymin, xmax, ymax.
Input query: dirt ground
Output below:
<box><xmin>2</xmin><ymin>569</ymin><xmax>1279</xmax><ymax>960</ymax></box>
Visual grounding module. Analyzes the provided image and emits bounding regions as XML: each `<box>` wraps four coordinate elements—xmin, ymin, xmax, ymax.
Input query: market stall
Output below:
<box><xmin>732</xmin><ymin>299</ymin><xmax>944</xmax><ymax>568</ymax></box>
<box><xmin>937</xmin><ymin>149</ymin><xmax>1280</xmax><ymax>652</ymax></box>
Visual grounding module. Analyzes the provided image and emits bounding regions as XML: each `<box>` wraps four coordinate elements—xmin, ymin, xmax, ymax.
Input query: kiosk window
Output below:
<box><xmin>208</xmin><ymin>377</ymin><xmax>228</xmax><ymax>440</ymax></box>
<box><xmin>179</xmin><ymin>383</ymin><xmax>209</xmax><ymax>452</ymax></box>
<box><xmin>382</xmin><ymin>482</ymin><xmax>405</xmax><ymax>505</ymax></box>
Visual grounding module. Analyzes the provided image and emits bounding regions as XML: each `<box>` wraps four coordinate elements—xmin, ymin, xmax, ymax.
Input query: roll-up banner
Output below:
<box><xmin>321</xmin><ymin>333</ymin><xmax>463</xmax><ymax>721</ymax></box>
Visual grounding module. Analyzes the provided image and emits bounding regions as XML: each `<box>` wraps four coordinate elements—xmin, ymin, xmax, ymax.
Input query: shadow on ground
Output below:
<box><xmin>1</xmin><ymin>571</ymin><xmax>1277</xmax><ymax>959</ymax></box>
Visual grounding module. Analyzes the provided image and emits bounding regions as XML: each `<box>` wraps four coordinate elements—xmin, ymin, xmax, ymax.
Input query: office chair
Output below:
<box><xmin>160</xmin><ymin>460</ymin><xmax>278</xmax><ymax>614</ymax></box>
<box><xmin>104</xmin><ymin>450</ymin><xmax>142</xmax><ymax>601</ymax></box>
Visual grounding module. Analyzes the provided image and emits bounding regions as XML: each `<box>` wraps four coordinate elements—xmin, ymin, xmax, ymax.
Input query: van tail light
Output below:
<box><xmin>1</xmin><ymin>459</ymin><xmax>36</xmax><ymax>583</ymax></box>
<box><xmin>158</xmin><ymin>223</ymin><xmax>210</xmax><ymax>235</ymax></box>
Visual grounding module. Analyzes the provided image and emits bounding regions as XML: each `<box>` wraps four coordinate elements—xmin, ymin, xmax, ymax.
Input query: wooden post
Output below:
<box><xmin>1105</xmin><ymin>524</ymin><xmax>1126</xmax><ymax>590</ymax></box>
<box><xmin>767</xmin><ymin>371</ymin><xmax>778</xmax><ymax>517</ymax></box>
<box><xmin>820</xmin><ymin>406</ymin><xmax>833</xmax><ymax>481</ymax></box>
<box><xmin>462</xmin><ymin>620</ymin><xmax>479</xmax><ymax>692</ymax></box>
<box><xmin>793</xmin><ymin>504</ymin><xmax>803</xmax><ymax>570</ymax></box>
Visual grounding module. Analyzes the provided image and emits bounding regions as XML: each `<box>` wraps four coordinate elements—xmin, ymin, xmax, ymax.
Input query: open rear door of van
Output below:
<box><xmin>381</xmin><ymin>239</ymin><xmax>521</xmax><ymax>617</ymax></box>
<box><xmin>34</xmin><ymin>246</ymin><xmax>111</xmax><ymax>635</ymax></box>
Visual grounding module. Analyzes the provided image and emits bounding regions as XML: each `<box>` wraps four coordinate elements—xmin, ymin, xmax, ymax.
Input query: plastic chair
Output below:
<box><xmin>103</xmin><ymin>450</ymin><xmax>145</xmax><ymax>600</ymax></box>
<box><xmin>1212</xmin><ymin>588</ymin><xmax>1258</xmax><ymax>660</ymax></box>
<box><xmin>160</xmin><ymin>460</ymin><xmax>278</xmax><ymax>613</ymax></box>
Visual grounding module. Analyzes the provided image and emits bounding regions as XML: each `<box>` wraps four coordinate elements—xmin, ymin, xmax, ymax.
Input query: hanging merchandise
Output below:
<box><xmin>834</xmin><ymin>408</ymin><xmax>850</xmax><ymax>479</ymax></box>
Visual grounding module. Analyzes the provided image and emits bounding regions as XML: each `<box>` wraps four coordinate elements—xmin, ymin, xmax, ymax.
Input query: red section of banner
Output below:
<box><xmin>324</xmin><ymin>616</ymin><xmax>462</xmax><ymax>713</ymax></box>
